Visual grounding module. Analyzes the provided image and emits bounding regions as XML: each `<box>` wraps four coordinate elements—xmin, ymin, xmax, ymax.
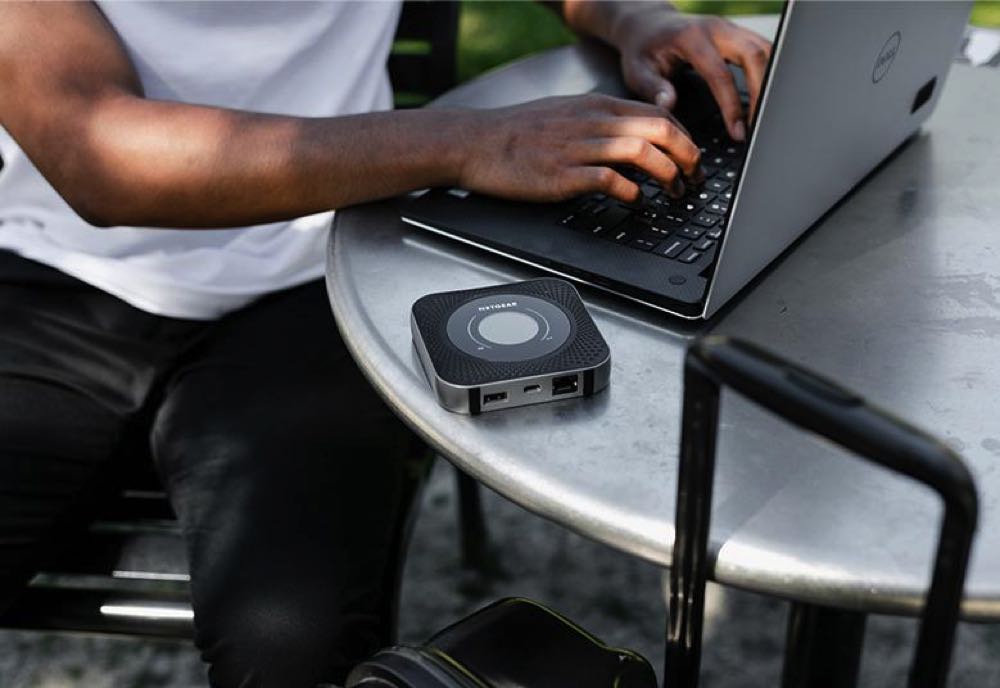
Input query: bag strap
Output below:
<box><xmin>666</xmin><ymin>336</ymin><xmax>978</xmax><ymax>688</ymax></box>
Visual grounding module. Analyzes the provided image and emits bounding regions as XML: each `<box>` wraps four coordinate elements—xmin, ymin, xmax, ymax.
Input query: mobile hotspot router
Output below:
<box><xmin>411</xmin><ymin>278</ymin><xmax>611</xmax><ymax>414</ymax></box>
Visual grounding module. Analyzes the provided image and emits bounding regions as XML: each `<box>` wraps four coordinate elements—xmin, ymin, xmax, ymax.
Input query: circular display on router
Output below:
<box><xmin>445</xmin><ymin>293</ymin><xmax>572</xmax><ymax>362</ymax></box>
<box><xmin>477</xmin><ymin>310</ymin><xmax>539</xmax><ymax>345</ymax></box>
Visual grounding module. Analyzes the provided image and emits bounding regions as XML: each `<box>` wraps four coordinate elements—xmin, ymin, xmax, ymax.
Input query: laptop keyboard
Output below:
<box><xmin>557</xmin><ymin>126</ymin><xmax>746</xmax><ymax>267</ymax></box>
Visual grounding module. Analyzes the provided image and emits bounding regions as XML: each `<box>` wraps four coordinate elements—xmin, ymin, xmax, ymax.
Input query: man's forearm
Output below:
<box><xmin>44</xmin><ymin>95</ymin><xmax>471</xmax><ymax>229</ymax></box>
<box><xmin>1</xmin><ymin>1</ymin><xmax>764</xmax><ymax>229</ymax></box>
<box><xmin>561</xmin><ymin>1</ymin><xmax>677</xmax><ymax>51</ymax></box>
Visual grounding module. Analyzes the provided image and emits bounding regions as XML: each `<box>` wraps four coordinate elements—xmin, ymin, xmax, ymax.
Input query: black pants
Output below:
<box><xmin>0</xmin><ymin>250</ymin><xmax>418</xmax><ymax>687</ymax></box>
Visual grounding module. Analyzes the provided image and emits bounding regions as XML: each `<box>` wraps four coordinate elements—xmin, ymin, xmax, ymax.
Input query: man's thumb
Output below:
<box><xmin>628</xmin><ymin>58</ymin><xmax>678</xmax><ymax>111</ymax></box>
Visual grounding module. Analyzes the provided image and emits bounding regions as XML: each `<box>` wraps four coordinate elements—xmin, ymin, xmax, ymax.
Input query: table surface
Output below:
<box><xmin>327</xmin><ymin>17</ymin><xmax>1000</xmax><ymax>620</ymax></box>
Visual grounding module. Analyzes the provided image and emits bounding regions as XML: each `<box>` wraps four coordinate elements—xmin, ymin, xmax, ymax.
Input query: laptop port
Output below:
<box><xmin>523</xmin><ymin>384</ymin><xmax>542</xmax><ymax>394</ymax></box>
<box><xmin>483</xmin><ymin>391</ymin><xmax>507</xmax><ymax>405</ymax></box>
<box><xmin>552</xmin><ymin>375</ymin><xmax>579</xmax><ymax>396</ymax></box>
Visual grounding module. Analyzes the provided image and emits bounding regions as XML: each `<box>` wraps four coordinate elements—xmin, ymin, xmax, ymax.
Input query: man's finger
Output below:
<box><xmin>588</xmin><ymin>116</ymin><xmax>701</xmax><ymax>178</ymax></box>
<box><xmin>745</xmin><ymin>30</ymin><xmax>775</xmax><ymax>55</ymax></box>
<box><xmin>654</xmin><ymin>85</ymin><xmax>677</xmax><ymax>110</ymax></box>
<box><xmin>568</xmin><ymin>166</ymin><xmax>640</xmax><ymax>204</ymax></box>
<box><xmin>598</xmin><ymin>96</ymin><xmax>694</xmax><ymax>141</ymax></box>
<box><xmin>571</xmin><ymin>137</ymin><xmax>685</xmax><ymax>197</ymax></box>
<box><xmin>715</xmin><ymin>24</ymin><xmax>773</xmax><ymax>124</ymax></box>
<box><xmin>723</xmin><ymin>37</ymin><xmax>770</xmax><ymax>124</ymax></box>
<box><xmin>624</xmin><ymin>55</ymin><xmax>678</xmax><ymax>112</ymax></box>
<box><xmin>684</xmin><ymin>43</ymin><xmax>745</xmax><ymax>142</ymax></box>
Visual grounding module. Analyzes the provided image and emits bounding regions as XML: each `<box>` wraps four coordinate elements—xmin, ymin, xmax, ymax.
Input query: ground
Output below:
<box><xmin>4</xmin><ymin>462</ymin><xmax>1000</xmax><ymax>687</ymax></box>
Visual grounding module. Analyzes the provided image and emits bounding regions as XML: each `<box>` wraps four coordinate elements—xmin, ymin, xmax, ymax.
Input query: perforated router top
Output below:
<box><xmin>411</xmin><ymin>278</ymin><xmax>610</xmax><ymax>387</ymax></box>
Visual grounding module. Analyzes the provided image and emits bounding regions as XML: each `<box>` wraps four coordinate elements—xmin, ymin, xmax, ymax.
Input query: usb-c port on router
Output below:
<box><xmin>552</xmin><ymin>375</ymin><xmax>578</xmax><ymax>396</ymax></box>
<box><xmin>483</xmin><ymin>391</ymin><xmax>507</xmax><ymax>405</ymax></box>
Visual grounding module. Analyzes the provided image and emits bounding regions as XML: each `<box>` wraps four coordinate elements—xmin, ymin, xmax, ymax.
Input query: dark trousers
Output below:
<box><xmin>0</xmin><ymin>250</ymin><xmax>417</xmax><ymax>687</ymax></box>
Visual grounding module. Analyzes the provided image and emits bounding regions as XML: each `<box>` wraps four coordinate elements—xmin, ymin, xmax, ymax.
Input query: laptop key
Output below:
<box><xmin>609</xmin><ymin>227</ymin><xmax>635</xmax><ymax>244</ymax></box>
<box><xmin>653</xmin><ymin>238</ymin><xmax>690</xmax><ymax>259</ymax></box>
<box><xmin>679</xmin><ymin>225</ymin><xmax>704</xmax><ymax>240</ymax></box>
<box><xmin>619</xmin><ymin>217</ymin><xmax>657</xmax><ymax>238</ymax></box>
<box><xmin>694</xmin><ymin>237</ymin><xmax>715</xmax><ymax>251</ymax></box>
<box><xmin>640</xmin><ymin>224</ymin><xmax>672</xmax><ymax>242</ymax></box>
<box><xmin>640</xmin><ymin>183</ymin><xmax>661</xmax><ymax>199</ymax></box>
<box><xmin>680</xmin><ymin>200</ymin><xmax>700</xmax><ymax>215</ymax></box>
<box><xmin>679</xmin><ymin>249</ymin><xmax>703</xmax><ymax>264</ymax></box>
<box><xmin>629</xmin><ymin>237</ymin><xmax>658</xmax><ymax>252</ymax></box>
<box><xmin>560</xmin><ymin>213</ymin><xmax>592</xmax><ymax>232</ymax></box>
<box><xmin>692</xmin><ymin>213</ymin><xmax>720</xmax><ymax>228</ymax></box>
<box><xmin>706</xmin><ymin>179</ymin><xmax>730</xmax><ymax>193</ymax></box>
<box><xmin>598</xmin><ymin>205</ymin><xmax>630</xmax><ymax>229</ymax></box>
<box><xmin>657</xmin><ymin>197</ymin><xmax>698</xmax><ymax>216</ymax></box>
<box><xmin>707</xmin><ymin>227</ymin><xmax>723</xmax><ymax>240</ymax></box>
<box><xmin>706</xmin><ymin>201</ymin><xmax>728</xmax><ymax>215</ymax></box>
<box><xmin>660</xmin><ymin>213</ymin><xmax>687</xmax><ymax>226</ymax></box>
<box><xmin>653</xmin><ymin>222</ymin><xmax>678</xmax><ymax>237</ymax></box>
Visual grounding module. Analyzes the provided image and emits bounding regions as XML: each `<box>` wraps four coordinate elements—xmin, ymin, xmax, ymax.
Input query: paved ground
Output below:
<box><xmin>3</xmin><ymin>462</ymin><xmax>1000</xmax><ymax>687</ymax></box>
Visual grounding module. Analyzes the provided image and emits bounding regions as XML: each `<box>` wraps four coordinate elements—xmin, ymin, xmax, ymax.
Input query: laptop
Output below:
<box><xmin>401</xmin><ymin>1</ymin><xmax>971</xmax><ymax>320</ymax></box>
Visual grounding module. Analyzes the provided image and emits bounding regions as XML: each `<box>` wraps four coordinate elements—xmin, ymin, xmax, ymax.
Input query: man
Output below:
<box><xmin>0</xmin><ymin>1</ymin><xmax>769</xmax><ymax>686</ymax></box>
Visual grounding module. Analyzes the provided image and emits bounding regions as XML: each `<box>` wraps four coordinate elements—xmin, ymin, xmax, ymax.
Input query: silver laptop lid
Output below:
<box><xmin>704</xmin><ymin>0</ymin><xmax>971</xmax><ymax>318</ymax></box>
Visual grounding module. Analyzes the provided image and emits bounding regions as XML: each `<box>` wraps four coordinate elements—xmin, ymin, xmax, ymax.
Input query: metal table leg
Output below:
<box><xmin>782</xmin><ymin>602</ymin><xmax>867</xmax><ymax>688</ymax></box>
<box><xmin>455</xmin><ymin>469</ymin><xmax>495</xmax><ymax>572</ymax></box>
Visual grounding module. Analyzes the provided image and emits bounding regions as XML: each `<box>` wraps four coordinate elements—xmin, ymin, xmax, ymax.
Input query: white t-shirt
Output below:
<box><xmin>0</xmin><ymin>1</ymin><xmax>401</xmax><ymax>319</ymax></box>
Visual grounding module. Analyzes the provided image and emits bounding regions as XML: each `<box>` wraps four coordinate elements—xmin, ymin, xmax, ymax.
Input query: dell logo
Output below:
<box><xmin>477</xmin><ymin>302</ymin><xmax>518</xmax><ymax>312</ymax></box>
<box><xmin>873</xmin><ymin>31</ymin><xmax>901</xmax><ymax>83</ymax></box>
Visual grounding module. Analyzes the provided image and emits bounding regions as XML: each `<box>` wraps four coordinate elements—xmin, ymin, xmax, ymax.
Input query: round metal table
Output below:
<box><xmin>326</xmin><ymin>16</ymin><xmax>1000</xmax><ymax>685</ymax></box>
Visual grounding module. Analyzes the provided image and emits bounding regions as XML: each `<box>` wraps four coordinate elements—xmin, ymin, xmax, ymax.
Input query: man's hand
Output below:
<box><xmin>564</xmin><ymin>2</ymin><xmax>773</xmax><ymax>142</ymax></box>
<box><xmin>457</xmin><ymin>94</ymin><xmax>702</xmax><ymax>204</ymax></box>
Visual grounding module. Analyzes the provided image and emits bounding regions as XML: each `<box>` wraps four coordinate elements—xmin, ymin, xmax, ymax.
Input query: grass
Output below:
<box><xmin>458</xmin><ymin>0</ymin><xmax>1000</xmax><ymax>83</ymax></box>
<box><xmin>458</xmin><ymin>2</ymin><xmax>575</xmax><ymax>82</ymax></box>
<box><xmin>972</xmin><ymin>0</ymin><xmax>1000</xmax><ymax>26</ymax></box>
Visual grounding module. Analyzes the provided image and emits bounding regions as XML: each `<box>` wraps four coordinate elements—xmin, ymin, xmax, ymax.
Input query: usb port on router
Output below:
<box><xmin>483</xmin><ymin>391</ymin><xmax>508</xmax><ymax>405</ymax></box>
<box><xmin>551</xmin><ymin>375</ymin><xmax>578</xmax><ymax>396</ymax></box>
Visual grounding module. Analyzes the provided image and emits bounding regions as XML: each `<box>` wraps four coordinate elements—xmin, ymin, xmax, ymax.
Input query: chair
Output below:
<box><xmin>0</xmin><ymin>0</ymin><xmax>492</xmax><ymax>642</ymax></box>
<box><xmin>344</xmin><ymin>337</ymin><xmax>978</xmax><ymax>688</ymax></box>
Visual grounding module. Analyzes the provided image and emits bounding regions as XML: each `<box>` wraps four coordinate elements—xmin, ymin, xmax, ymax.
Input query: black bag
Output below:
<box><xmin>346</xmin><ymin>597</ymin><xmax>657</xmax><ymax>688</ymax></box>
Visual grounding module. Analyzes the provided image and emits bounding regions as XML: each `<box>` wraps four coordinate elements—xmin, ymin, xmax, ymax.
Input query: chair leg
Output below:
<box><xmin>454</xmin><ymin>468</ymin><xmax>499</xmax><ymax>574</ymax></box>
<box><xmin>781</xmin><ymin>602</ymin><xmax>867</xmax><ymax>688</ymax></box>
<box><xmin>383</xmin><ymin>440</ymin><xmax>435</xmax><ymax>643</ymax></box>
